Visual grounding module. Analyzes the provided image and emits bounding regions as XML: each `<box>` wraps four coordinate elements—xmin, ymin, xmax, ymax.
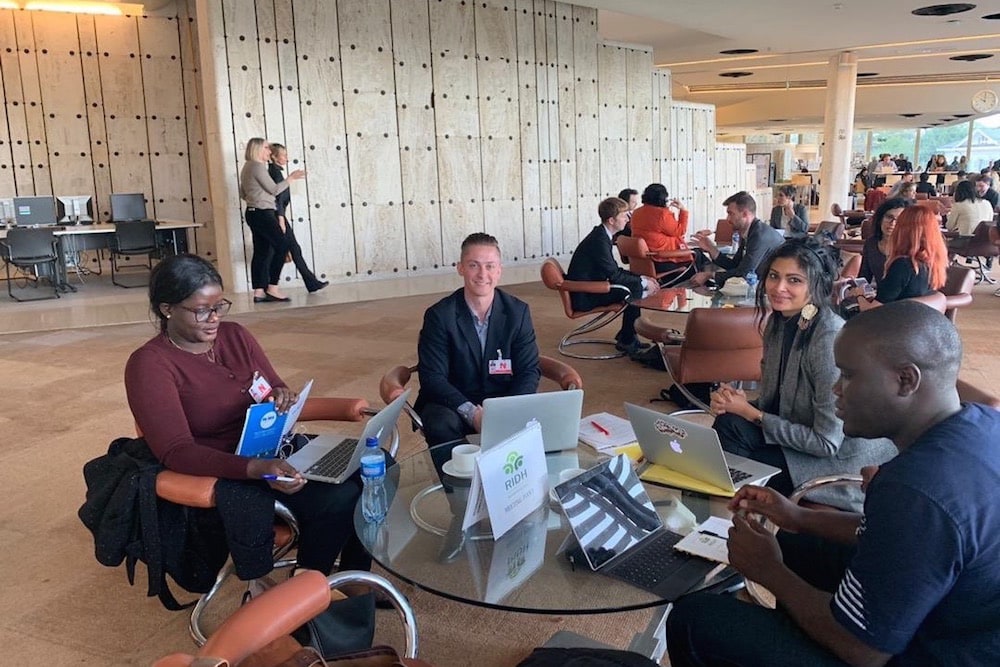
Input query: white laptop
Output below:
<box><xmin>480</xmin><ymin>389</ymin><xmax>584</xmax><ymax>452</ymax></box>
<box><xmin>286</xmin><ymin>389</ymin><xmax>411</xmax><ymax>483</ymax></box>
<box><xmin>624</xmin><ymin>403</ymin><xmax>779</xmax><ymax>494</ymax></box>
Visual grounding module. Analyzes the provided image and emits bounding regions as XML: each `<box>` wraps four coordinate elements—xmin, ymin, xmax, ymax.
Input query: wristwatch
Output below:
<box><xmin>752</xmin><ymin>410</ymin><xmax>764</xmax><ymax>426</ymax></box>
<box><xmin>457</xmin><ymin>402</ymin><xmax>477</xmax><ymax>427</ymax></box>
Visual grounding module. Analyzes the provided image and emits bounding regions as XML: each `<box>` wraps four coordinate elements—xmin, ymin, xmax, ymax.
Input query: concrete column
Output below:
<box><xmin>819</xmin><ymin>52</ymin><xmax>857</xmax><ymax>217</ymax></box>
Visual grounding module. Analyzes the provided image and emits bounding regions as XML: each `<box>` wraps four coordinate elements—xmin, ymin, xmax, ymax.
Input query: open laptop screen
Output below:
<box><xmin>555</xmin><ymin>454</ymin><xmax>662</xmax><ymax>570</ymax></box>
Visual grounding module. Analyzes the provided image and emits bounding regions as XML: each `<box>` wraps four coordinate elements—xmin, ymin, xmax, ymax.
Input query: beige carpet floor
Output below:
<box><xmin>1</xmin><ymin>277</ymin><xmax>997</xmax><ymax>666</ymax></box>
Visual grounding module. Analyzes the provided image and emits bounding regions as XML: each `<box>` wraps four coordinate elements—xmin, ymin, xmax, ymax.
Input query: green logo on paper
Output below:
<box><xmin>503</xmin><ymin>451</ymin><xmax>524</xmax><ymax>474</ymax></box>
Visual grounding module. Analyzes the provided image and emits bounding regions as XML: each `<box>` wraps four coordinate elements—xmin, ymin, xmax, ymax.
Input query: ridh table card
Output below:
<box><xmin>462</xmin><ymin>421</ymin><xmax>547</xmax><ymax>538</ymax></box>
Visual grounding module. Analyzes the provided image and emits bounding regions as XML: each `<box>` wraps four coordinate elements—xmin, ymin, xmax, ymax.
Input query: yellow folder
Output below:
<box><xmin>639</xmin><ymin>462</ymin><xmax>736</xmax><ymax>498</ymax></box>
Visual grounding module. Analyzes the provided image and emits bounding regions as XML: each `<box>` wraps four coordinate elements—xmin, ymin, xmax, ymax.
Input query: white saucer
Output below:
<box><xmin>442</xmin><ymin>460</ymin><xmax>474</xmax><ymax>478</ymax></box>
<box><xmin>549</xmin><ymin>488</ymin><xmax>560</xmax><ymax>504</ymax></box>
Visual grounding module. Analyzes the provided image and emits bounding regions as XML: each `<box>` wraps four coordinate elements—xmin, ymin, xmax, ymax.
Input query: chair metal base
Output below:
<box><xmin>189</xmin><ymin>500</ymin><xmax>300</xmax><ymax>646</ymax></box>
<box><xmin>953</xmin><ymin>256</ymin><xmax>997</xmax><ymax>285</ymax></box>
<box><xmin>4</xmin><ymin>265</ymin><xmax>60</xmax><ymax>302</ymax></box>
<box><xmin>557</xmin><ymin>308</ymin><xmax>627</xmax><ymax>360</ymax></box>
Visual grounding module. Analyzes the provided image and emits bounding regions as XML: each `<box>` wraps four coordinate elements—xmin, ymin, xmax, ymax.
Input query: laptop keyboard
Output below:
<box><xmin>608</xmin><ymin>531</ymin><xmax>685</xmax><ymax>589</ymax></box>
<box><xmin>728</xmin><ymin>467</ymin><xmax>752</xmax><ymax>484</ymax></box>
<box><xmin>304</xmin><ymin>438</ymin><xmax>357</xmax><ymax>478</ymax></box>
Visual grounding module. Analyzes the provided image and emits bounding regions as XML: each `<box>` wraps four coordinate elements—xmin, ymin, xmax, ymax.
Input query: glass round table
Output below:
<box><xmin>353</xmin><ymin>443</ymin><xmax>734</xmax><ymax>614</ymax></box>
<box><xmin>632</xmin><ymin>286</ymin><xmax>755</xmax><ymax>313</ymax></box>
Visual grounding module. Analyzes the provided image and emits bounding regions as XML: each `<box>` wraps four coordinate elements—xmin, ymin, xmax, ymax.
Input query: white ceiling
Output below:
<box><xmin>580</xmin><ymin>0</ymin><xmax>1000</xmax><ymax>136</ymax></box>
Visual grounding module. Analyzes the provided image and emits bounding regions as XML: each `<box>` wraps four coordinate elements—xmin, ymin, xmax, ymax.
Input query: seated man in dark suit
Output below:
<box><xmin>415</xmin><ymin>233</ymin><xmax>541</xmax><ymax>446</ymax></box>
<box><xmin>690</xmin><ymin>191</ymin><xmax>785</xmax><ymax>288</ymax></box>
<box><xmin>566</xmin><ymin>197</ymin><xmax>661</xmax><ymax>355</ymax></box>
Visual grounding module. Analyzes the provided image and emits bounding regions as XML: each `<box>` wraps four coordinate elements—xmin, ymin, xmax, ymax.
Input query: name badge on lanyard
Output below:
<box><xmin>488</xmin><ymin>348</ymin><xmax>513</xmax><ymax>375</ymax></box>
<box><xmin>248</xmin><ymin>371</ymin><xmax>273</xmax><ymax>403</ymax></box>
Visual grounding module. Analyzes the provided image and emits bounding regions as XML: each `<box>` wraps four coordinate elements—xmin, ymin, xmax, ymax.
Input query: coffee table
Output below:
<box><xmin>632</xmin><ymin>286</ymin><xmax>755</xmax><ymax>314</ymax></box>
<box><xmin>355</xmin><ymin>444</ymin><xmax>735</xmax><ymax>656</ymax></box>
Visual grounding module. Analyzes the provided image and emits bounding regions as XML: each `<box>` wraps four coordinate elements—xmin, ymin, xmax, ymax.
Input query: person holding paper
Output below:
<box><xmin>125</xmin><ymin>254</ymin><xmax>370</xmax><ymax>574</ymax></box>
<box><xmin>415</xmin><ymin>233</ymin><xmax>541</xmax><ymax>446</ymax></box>
<box><xmin>668</xmin><ymin>301</ymin><xmax>1000</xmax><ymax>667</ymax></box>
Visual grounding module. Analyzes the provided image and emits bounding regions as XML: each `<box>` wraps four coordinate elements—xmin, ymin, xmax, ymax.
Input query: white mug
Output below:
<box><xmin>450</xmin><ymin>444</ymin><xmax>481</xmax><ymax>475</ymax></box>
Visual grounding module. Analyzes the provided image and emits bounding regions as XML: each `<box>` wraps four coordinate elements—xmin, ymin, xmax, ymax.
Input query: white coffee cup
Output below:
<box><xmin>558</xmin><ymin>467</ymin><xmax>586</xmax><ymax>484</ymax></box>
<box><xmin>450</xmin><ymin>444</ymin><xmax>481</xmax><ymax>475</ymax></box>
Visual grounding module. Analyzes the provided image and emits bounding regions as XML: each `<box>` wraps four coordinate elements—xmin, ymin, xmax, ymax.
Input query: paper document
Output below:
<box><xmin>673</xmin><ymin>517</ymin><xmax>733</xmax><ymax>564</ymax></box>
<box><xmin>234</xmin><ymin>380</ymin><xmax>313</xmax><ymax>458</ymax></box>
<box><xmin>578</xmin><ymin>412</ymin><xmax>636</xmax><ymax>450</ymax></box>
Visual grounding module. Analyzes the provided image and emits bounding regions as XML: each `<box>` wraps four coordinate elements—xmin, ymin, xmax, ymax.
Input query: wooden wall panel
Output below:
<box><xmin>253</xmin><ymin>1</ymin><xmax>285</xmax><ymax>143</ymax></box>
<box><xmin>515</xmin><ymin>0</ymin><xmax>541</xmax><ymax>260</ymax></box>
<box><xmin>0</xmin><ymin>13</ymin><xmax>33</xmax><ymax>195</ymax></box>
<box><xmin>0</xmin><ymin>36</ymin><xmax>15</xmax><ymax>198</ymax></box>
<box><xmin>572</xmin><ymin>5</ymin><xmax>599</xmax><ymax>238</ymax></box>
<box><xmin>533</xmin><ymin>1</ymin><xmax>553</xmax><ymax>257</ymax></box>
<box><xmin>597</xmin><ymin>44</ymin><xmax>627</xmax><ymax>202</ymax></box>
<box><xmin>555</xmin><ymin>2</ymin><xmax>577</xmax><ymax>252</ymax></box>
<box><xmin>15</xmin><ymin>13</ymin><xmax>52</xmax><ymax>195</ymax></box>
<box><xmin>391</xmin><ymin>0</ymin><xmax>442</xmax><ymax>271</ymax></box>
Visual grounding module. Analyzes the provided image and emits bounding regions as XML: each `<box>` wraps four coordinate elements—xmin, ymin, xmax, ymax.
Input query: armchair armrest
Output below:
<box><xmin>379</xmin><ymin>365</ymin><xmax>415</xmax><ymax>404</ymax></box>
<box><xmin>557</xmin><ymin>278</ymin><xmax>613</xmax><ymax>294</ymax></box>
<box><xmin>649</xmin><ymin>249</ymin><xmax>694</xmax><ymax>261</ymax></box>
<box><xmin>156</xmin><ymin>471</ymin><xmax>218</xmax><ymax>508</ymax></box>
<box><xmin>539</xmin><ymin>356</ymin><xmax>583</xmax><ymax>390</ymax></box>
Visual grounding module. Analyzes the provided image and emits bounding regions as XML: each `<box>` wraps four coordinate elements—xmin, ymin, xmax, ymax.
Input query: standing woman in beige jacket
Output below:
<box><xmin>239</xmin><ymin>138</ymin><xmax>305</xmax><ymax>302</ymax></box>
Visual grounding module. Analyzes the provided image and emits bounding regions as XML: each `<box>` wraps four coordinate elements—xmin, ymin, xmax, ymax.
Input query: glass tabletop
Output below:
<box><xmin>354</xmin><ymin>443</ymin><xmax>733</xmax><ymax>614</ymax></box>
<box><xmin>632</xmin><ymin>286</ymin><xmax>755</xmax><ymax>313</ymax></box>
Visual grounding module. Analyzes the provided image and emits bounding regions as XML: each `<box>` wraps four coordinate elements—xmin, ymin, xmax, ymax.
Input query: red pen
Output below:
<box><xmin>590</xmin><ymin>420</ymin><xmax>610</xmax><ymax>436</ymax></box>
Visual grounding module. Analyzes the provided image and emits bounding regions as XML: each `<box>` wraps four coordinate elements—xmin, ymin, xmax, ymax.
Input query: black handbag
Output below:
<box><xmin>291</xmin><ymin>592</ymin><xmax>376</xmax><ymax>659</ymax></box>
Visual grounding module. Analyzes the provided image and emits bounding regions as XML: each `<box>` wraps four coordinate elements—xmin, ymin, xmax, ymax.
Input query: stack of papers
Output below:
<box><xmin>578</xmin><ymin>412</ymin><xmax>637</xmax><ymax>451</ymax></box>
<box><xmin>673</xmin><ymin>517</ymin><xmax>733</xmax><ymax>564</ymax></box>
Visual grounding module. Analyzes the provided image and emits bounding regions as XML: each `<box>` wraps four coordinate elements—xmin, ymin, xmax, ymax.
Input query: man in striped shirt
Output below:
<box><xmin>667</xmin><ymin>301</ymin><xmax>1000</xmax><ymax>666</ymax></box>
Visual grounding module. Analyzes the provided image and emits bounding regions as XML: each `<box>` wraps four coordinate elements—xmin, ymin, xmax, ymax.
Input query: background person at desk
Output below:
<box><xmin>125</xmin><ymin>254</ymin><xmax>370</xmax><ymax>575</ymax></box>
<box><xmin>239</xmin><ymin>137</ymin><xmax>305</xmax><ymax>303</ymax></box>
<box><xmin>768</xmin><ymin>184</ymin><xmax>809</xmax><ymax>236</ymax></box>
<box><xmin>710</xmin><ymin>239</ymin><xmax>895</xmax><ymax>510</ymax></box>
<box><xmin>689</xmin><ymin>191</ymin><xmax>784</xmax><ymax>288</ymax></box>
<box><xmin>414</xmin><ymin>233</ymin><xmax>540</xmax><ymax>446</ymax></box>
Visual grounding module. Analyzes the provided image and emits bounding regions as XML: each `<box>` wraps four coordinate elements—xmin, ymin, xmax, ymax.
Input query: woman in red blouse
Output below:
<box><xmin>630</xmin><ymin>183</ymin><xmax>690</xmax><ymax>273</ymax></box>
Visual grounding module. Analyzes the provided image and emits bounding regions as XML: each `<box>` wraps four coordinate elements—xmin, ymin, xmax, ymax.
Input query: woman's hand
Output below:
<box><xmin>288</xmin><ymin>169</ymin><xmax>306</xmax><ymax>180</ymax></box>
<box><xmin>856</xmin><ymin>296</ymin><xmax>881</xmax><ymax>312</ymax></box>
<box><xmin>710</xmin><ymin>384</ymin><xmax>753</xmax><ymax>419</ymax></box>
<box><xmin>245</xmin><ymin>457</ymin><xmax>307</xmax><ymax>495</ymax></box>
<box><xmin>669</xmin><ymin>198</ymin><xmax>686</xmax><ymax>211</ymax></box>
<box><xmin>277</xmin><ymin>215</ymin><xmax>287</xmax><ymax>233</ymax></box>
<box><xmin>269</xmin><ymin>386</ymin><xmax>298</xmax><ymax>414</ymax></box>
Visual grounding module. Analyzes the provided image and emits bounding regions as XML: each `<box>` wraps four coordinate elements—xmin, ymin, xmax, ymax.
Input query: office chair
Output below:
<box><xmin>109</xmin><ymin>220</ymin><xmax>159</xmax><ymax>287</ymax></box>
<box><xmin>0</xmin><ymin>227</ymin><xmax>61</xmax><ymax>301</ymax></box>
<box><xmin>153</xmin><ymin>569</ymin><xmax>427</xmax><ymax>667</ymax></box>
<box><xmin>940</xmin><ymin>265</ymin><xmax>975</xmax><ymax>323</ymax></box>
<box><xmin>615</xmin><ymin>236</ymin><xmax>694</xmax><ymax>287</ymax></box>
<box><xmin>379</xmin><ymin>357</ymin><xmax>584</xmax><ymax>435</ymax></box>
<box><xmin>948</xmin><ymin>221</ymin><xmax>999</xmax><ymax>285</ymax></box>
<box><xmin>142</xmin><ymin>396</ymin><xmax>400</xmax><ymax>646</ymax></box>
<box><xmin>540</xmin><ymin>257</ymin><xmax>632</xmax><ymax>359</ymax></box>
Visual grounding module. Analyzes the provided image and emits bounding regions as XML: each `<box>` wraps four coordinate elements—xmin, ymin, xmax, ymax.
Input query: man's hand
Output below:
<box><xmin>472</xmin><ymin>405</ymin><xmax>484</xmax><ymax>433</ymax></box>
<box><xmin>860</xmin><ymin>465</ymin><xmax>880</xmax><ymax>493</ymax></box>
<box><xmin>728</xmin><ymin>485</ymin><xmax>805</xmax><ymax>533</ymax></box>
<box><xmin>692</xmin><ymin>231</ymin><xmax>716</xmax><ymax>254</ymax></box>
<box><xmin>690</xmin><ymin>270</ymin><xmax>712</xmax><ymax>287</ymax></box>
<box><xmin>727</xmin><ymin>514</ymin><xmax>785</xmax><ymax>588</ymax></box>
<box><xmin>645</xmin><ymin>280</ymin><xmax>661</xmax><ymax>295</ymax></box>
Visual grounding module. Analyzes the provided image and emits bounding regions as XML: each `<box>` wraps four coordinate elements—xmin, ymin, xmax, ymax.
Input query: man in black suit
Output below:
<box><xmin>566</xmin><ymin>197</ymin><xmax>661</xmax><ymax>355</ymax></box>
<box><xmin>415</xmin><ymin>233</ymin><xmax>541</xmax><ymax>446</ymax></box>
<box><xmin>690</xmin><ymin>191</ymin><xmax>784</xmax><ymax>288</ymax></box>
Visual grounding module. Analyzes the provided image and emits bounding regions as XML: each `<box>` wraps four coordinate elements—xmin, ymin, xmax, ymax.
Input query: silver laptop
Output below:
<box><xmin>480</xmin><ymin>389</ymin><xmax>584</xmax><ymax>452</ymax></box>
<box><xmin>286</xmin><ymin>389</ymin><xmax>411</xmax><ymax>483</ymax></box>
<box><xmin>554</xmin><ymin>454</ymin><xmax>716</xmax><ymax>599</ymax></box>
<box><xmin>624</xmin><ymin>403</ymin><xmax>779</xmax><ymax>493</ymax></box>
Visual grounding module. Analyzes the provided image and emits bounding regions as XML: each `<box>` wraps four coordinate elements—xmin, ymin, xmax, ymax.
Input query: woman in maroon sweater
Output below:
<box><xmin>125</xmin><ymin>254</ymin><xmax>367</xmax><ymax>574</ymax></box>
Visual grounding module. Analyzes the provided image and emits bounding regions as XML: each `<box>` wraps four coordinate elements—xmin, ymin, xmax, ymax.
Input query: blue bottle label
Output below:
<box><xmin>361</xmin><ymin>458</ymin><xmax>385</xmax><ymax>478</ymax></box>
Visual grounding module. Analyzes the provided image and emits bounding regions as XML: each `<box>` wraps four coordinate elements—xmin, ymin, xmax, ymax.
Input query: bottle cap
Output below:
<box><xmin>365</xmin><ymin>436</ymin><xmax>379</xmax><ymax>447</ymax></box>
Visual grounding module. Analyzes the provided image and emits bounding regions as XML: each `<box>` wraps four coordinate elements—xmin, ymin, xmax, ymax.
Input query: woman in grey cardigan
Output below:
<box><xmin>710</xmin><ymin>239</ymin><xmax>896</xmax><ymax>510</ymax></box>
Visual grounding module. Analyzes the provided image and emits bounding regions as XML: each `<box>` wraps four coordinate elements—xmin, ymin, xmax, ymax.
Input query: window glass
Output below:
<box><xmin>969</xmin><ymin>114</ymin><xmax>1000</xmax><ymax>173</ymax></box>
<box><xmin>916</xmin><ymin>123</ymin><xmax>970</xmax><ymax>171</ymax></box>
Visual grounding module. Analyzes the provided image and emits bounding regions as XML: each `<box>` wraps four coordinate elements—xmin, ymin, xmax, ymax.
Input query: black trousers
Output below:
<box><xmin>266</xmin><ymin>220</ymin><xmax>323</xmax><ymax>291</ymax></box>
<box><xmin>667</xmin><ymin>532</ymin><xmax>856</xmax><ymax>666</ymax></box>
<box><xmin>418</xmin><ymin>402</ymin><xmax>476</xmax><ymax>448</ymax></box>
<box><xmin>245</xmin><ymin>208</ymin><xmax>288</xmax><ymax>289</ymax></box>
<box><xmin>578</xmin><ymin>292</ymin><xmax>640</xmax><ymax>344</ymax></box>
<box><xmin>713</xmin><ymin>411</ymin><xmax>793</xmax><ymax>496</ymax></box>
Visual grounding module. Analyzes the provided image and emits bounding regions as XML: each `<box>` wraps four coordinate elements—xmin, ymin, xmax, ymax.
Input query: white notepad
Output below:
<box><xmin>673</xmin><ymin>517</ymin><xmax>733</xmax><ymax>565</ymax></box>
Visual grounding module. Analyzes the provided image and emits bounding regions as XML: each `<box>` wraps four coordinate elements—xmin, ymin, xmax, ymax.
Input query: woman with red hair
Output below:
<box><xmin>858</xmin><ymin>205</ymin><xmax>947</xmax><ymax>310</ymax></box>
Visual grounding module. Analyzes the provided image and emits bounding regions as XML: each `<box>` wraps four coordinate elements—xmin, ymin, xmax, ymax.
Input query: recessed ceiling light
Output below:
<box><xmin>899</xmin><ymin>113</ymin><xmax>922</xmax><ymax>117</ymax></box>
<box><xmin>912</xmin><ymin>4</ymin><xmax>976</xmax><ymax>17</ymax></box>
<box><xmin>984</xmin><ymin>13</ymin><xmax>1000</xmax><ymax>19</ymax></box>
<box><xmin>953</xmin><ymin>113</ymin><xmax>973</xmax><ymax>117</ymax></box>
<box><xmin>719</xmin><ymin>71</ymin><xmax>753</xmax><ymax>78</ymax></box>
<box><xmin>857</xmin><ymin>72</ymin><xmax>879</xmax><ymax>77</ymax></box>
<box><xmin>949</xmin><ymin>53</ymin><xmax>994</xmax><ymax>61</ymax></box>
<box><xmin>768</xmin><ymin>118</ymin><xmax>788</xmax><ymax>122</ymax></box>
<box><xmin>719</xmin><ymin>48</ymin><xmax>759</xmax><ymax>55</ymax></box>
<box><xmin>929</xmin><ymin>122</ymin><xmax>943</xmax><ymax>126</ymax></box>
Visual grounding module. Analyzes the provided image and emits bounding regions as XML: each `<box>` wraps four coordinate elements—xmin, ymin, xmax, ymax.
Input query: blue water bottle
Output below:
<box><xmin>730</xmin><ymin>231</ymin><xmax>741</xmax><ymax>255</ymax></box>
<box><xmin>745</xmin><ymin>271</ymin><xmax>758</xmax><ymax>297</ymax></box>
<box><xmin>360</xmin><ymin>436</ymin><xmax>387</xmax><ymax>523</ymax></box>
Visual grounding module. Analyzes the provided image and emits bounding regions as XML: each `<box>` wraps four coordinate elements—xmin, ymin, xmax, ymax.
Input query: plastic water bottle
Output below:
<box><xmin>745</xmin><ymin>271</ymin><xmax>759</xmax><ymax>297</ymax></box>
<box><xmin>360</xmin><ymin>436</ymin><xmax>387</xmax><ymax>523</ymax></box>
<box><xmin>730</xmin><ymin>231</ymin><xmax>741</xmax><ymax>255</ymax></box>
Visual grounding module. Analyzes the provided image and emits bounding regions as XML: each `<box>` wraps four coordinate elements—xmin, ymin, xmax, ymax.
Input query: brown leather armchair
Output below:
<box><xmin>379</xmin><ymin>357</ymin><xmax>584</xmax><ymax>435</ymax></box>
<box><xmin>661</xmin><ymin>307</ymin><xmax>764</xmax><ymax>412</ymax></box>
<box><xmin>540</xmin><ymin>257</ymin><xmax>632</xmax><ymax>359</ymax></box>
<box><xmin>948</xmin><ymin>221</ymin><xmax>1000</xmax><ymax>285</ymax></box>
<box><xmin>152</xmin><ymin>569</ymin><xmax>426</xmax><ymax>667</ymax></box>
<box><xmin>148</xmin><ymin>397</ymin><xmax>372</xmax><ymax>646</ymax></box>
<box><xmin>940</xmin><ymin>265</ymin><xmax>975</xmax><ymax>323</ymax></box>
<box><xmin>615</xmin><ymin>235</ymin><xmax>694</xmax><ymax>287</ymax></box>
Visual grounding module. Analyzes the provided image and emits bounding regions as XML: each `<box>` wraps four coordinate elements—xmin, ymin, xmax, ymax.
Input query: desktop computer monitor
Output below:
<box><xmin>12</xmin><ymin>196</ymin><xmax>58</xmax><ymax>226</ymax></box>
<box><xmin>110</xmin><ymin>193</ymin><xmax>148</xmax><ymax>222</ymax></box>
<box><xmin>57</xmin><ymin>194</ymin><xmax>94</xmax><ymax>224</ymax></box>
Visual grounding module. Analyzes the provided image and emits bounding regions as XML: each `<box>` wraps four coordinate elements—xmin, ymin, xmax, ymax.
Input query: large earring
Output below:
<box><xmin>799</xmin><ymin>303</ymin><xmax>818</xmax><ymax>331</ymax></box>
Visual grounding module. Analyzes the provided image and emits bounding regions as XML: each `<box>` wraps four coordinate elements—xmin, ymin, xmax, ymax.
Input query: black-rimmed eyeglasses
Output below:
<box><xmin>178</xmin><ymin>299</ymin><xmax>233</xmax><ymax>322</ymax></box>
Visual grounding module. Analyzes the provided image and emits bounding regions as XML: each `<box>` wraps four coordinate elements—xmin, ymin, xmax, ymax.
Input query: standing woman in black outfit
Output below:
<box><xmin>239</xmin><ymin>137</ymin><xmax>304</xmax><ymax>303</ymax></box>
<box><xmin>268</xmin><ymin>143</ymin><xmax>328</xmax><ymax>293</ymax></box>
